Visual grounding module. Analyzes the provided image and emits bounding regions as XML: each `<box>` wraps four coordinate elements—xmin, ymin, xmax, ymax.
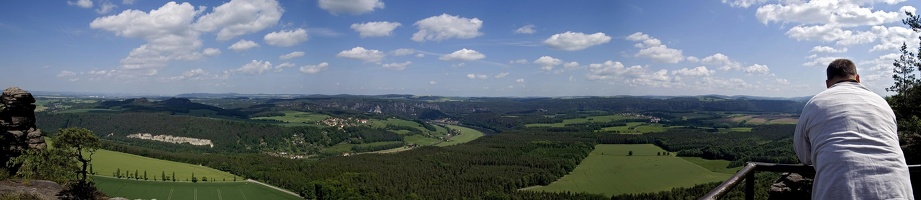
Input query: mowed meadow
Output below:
<box><xmin>88</xmin><ymin>149</ymin><xmax>300</xmax><ymax>199</ymax></box>
<box><xmin>525</xmin><ymin>144</ymin><xmax>735</xmax><ymax>196</ymax></box>
<box><xmin>91</xmin><ymin>149</ymin><xmax>242</xmax><ymax>182</ymax></box>
<box><xmin>93</xmin><ymin>176</ymin><xmax>300</xmax><ymax>200</ymax></box>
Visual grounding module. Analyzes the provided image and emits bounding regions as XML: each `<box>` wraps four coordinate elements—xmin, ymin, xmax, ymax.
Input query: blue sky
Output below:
<box><xmin>0</xmin><ymin>0</ymin><xmax>918</xmax><ymax>97</ymax></box>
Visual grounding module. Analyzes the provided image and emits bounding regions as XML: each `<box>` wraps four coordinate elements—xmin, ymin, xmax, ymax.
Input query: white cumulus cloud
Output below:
<box><xmin>626</xmin><ymin>32</ymin><xmax>684</xmax><ymax>63</ymax></box>
<box><xmin>229</xmin><ymin>39</ymin><xmax>259</xmax><ymax>52</ymax></box>
<box><xmin>169</xmin><ymin>68</ymin><xmax>209</xmax><ymax>80</ymax></box>
<box><xmin>515</xmin><ymin>25</ymin><xmax>536</xmax><ymax>34</ymax></box>
<box><xmin>233</xmin><ymin>60</ymin><xmax>273</xmax><ymax>75</ymax></box>
<box><xmin>495</xmin><ymin>72</ymin><xmax>510</xmax><ymax>78</ymax></box>
<box><xmin>467</xmin><ymin>74</ymin><xmax>488</xmax><ymax>79</ymax></box>
<box><xmin>89</xmin><ymin>0</ymin><xmax>283</xmax><ymax>78</ymax></box>
<box><xmin>203</xmin><ymin>48</ymin><xmax>221</xmax><ymax>56</ymax></box>
<box><xmin>194</xmin><ymin>0</ymin><xmax>283</xmax><ymax>41</ymax></box>
<box><xmin>280</xmin><ymin>51</ymin><xmax>305</xmax><ymax>60</ymax></box>
<box><xmin>440</xmin><ymin>48</ymin><xmax>485</xmax><ymax>61</ymax></box>
<box><xmin>392</xmin><ymin>48</ymin><xmax>415</xmax><ymax>56</ymax></box>
<box><xmin>300</xmin><ymin>62</ymin><xmax>329</xmax><ymax>74</ymax></box>
<box><xmin>382</xmin><ymin>61</ymin><xmax>412</xmax><ymax>70</ymax></box>
<box><xmin>96</xmin><ymin>2</ymin><xmax>117</xmax><ymax>14</ymax></box>
<box><xmin>264</xmin><ymin>28</ymin><xmax>308</xmax><ymax>47</ymax></box>
<box><xmin>700</xmin><ymin>53</ymin><xmax>743</xmax><ymax>71</ymax></box>
<box><xmin>516</xmin><ymin>78</ymin><xmax>525</xmax><ymax>83</ymax></box>
<box><xmin>337</xmin><ymin>46</ymin><xmax>385</xmax><ymax>63</ymax></box>
<box><xmin>534</xmin><ymin>56</ymin><xmax>563</xmax><ymax>71</ymax></box>
<box><xmin>810</xmin><ymin>45</ymin><xmax>848</xmax><ymax>53</ymax></box>
<box><xmin>68</xmin><ymin>0</ymin><xmax>93</xmax><ymax>8</ymax></box>
<box><xmin>587</xmin><ymin>60</ymin><xmax>673</xmax><ymax>87</ymax></box>
<box><xmin>672</xmin><ymin>66</ymin><xmax>715</xmax><ymax>76</ymax></box>
<box><xmin>509</xmin><ymin>59</ymin><xmax>528</xmax><ymax>64</ymax></box>
<box><xmin>544</xmin><ymin>31</ymin><xmax>611</xmax><ymax>51</ymax></box>
<box><xmin>318</xmin><ymin>0</ymin><xmax>384</xmax><ymax>15</ymax></box>
<box><xmin>351</xmin><ymin>21</ymin><xmax>402</xmax><ymax>37</ymax></box>
<box><xmin>274</xmin><ymin>62</ymin><xmax>295</xmax><ymax>72</ymax></box>
<box><xmin>744</xmin><ymin>64</ymin><xmax>770</xmax><ymax>74</ymax></box>
<box><xmin>412</xmin><ymin>14</ymin><xmax>483</xmax><ymax>42</ymax></box>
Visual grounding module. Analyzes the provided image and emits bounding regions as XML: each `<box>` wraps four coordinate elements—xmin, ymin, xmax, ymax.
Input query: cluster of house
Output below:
<box><xmin>321</xmin><ymin>117</ymin><xmax>370</xmax><ymax>128</ymax></box>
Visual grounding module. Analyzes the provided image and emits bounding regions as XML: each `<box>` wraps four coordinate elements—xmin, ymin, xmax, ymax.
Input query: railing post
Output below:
<box><xmin>745</xmin><ymin>171</ymin><xmax>755</xmax><ymax>200</ymax></box>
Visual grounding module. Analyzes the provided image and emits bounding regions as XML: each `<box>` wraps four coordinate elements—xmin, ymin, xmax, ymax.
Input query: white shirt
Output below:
<box><xmin>795</xmin><ymin>82</ymin><xmax>913</xmax><ymax>200</ymax></box>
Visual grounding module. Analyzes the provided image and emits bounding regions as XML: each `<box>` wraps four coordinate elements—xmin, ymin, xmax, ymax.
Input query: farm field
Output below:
<box><xmin>250</xmin><ymin>111</ymin><xmax>330</xmax><ymax>127</ymax></box>
<box><xmin>600</xmin><ymin>122</ymin><xmax>669</xmax><ymax>134</ymax></box>
<box><xmin>525</xmin><ymin>115</ymin><xmax>642</xmax><ymax>127</ymax></box>
<box><xmin>437</xmin><ymin>125</ymin><xmax>485</xmax><ymax>146</ymax></box>
<box><xmin>91</xmin><ymin>149</ymin><xmax>242</xmax><ymax>182</ymax></box>
<box><xmin>724</xmin><ymin>114</ymin><xmax>798</xmax><ymax>125</ymax></box>
<box><xmin>526</xmin><ymin>144</ymin><xmax>732</xmax><ymax>196</ymax></box>
<box><xmin>93</xmin><ymin>176</ymin><xmax>300</xmax><ymax>200</ymax></box>
<box><xmin>320</xmin><ymin>141</ymin><xmax>404</xmax><ymax>154</ymax></box>
<box><xmin>403</xmin><ymin>134</ymin><xmax>440</xmax><ymax>146</ymax></box>
<box><xmin>680</xmin><ymin>157</ymin><xmax>742</xmax><ymax>174</ymax></box>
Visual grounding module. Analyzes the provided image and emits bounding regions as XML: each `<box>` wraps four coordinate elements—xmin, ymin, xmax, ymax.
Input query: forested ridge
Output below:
<box><xmin>36</xmin><ymin>112</ymin><xmax>402</xmax><ymax>154</ymax></box>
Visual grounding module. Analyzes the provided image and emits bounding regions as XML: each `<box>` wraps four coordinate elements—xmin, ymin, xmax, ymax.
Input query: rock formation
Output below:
<box><xmin>768</xmin><ymin>172</ymin><xmax>813</xmax><ymax>200</ymax></box>
<box><xmin>0</xmin><ymin>87</ymin><xmax>45</xmax><ymax>165</ymax></box>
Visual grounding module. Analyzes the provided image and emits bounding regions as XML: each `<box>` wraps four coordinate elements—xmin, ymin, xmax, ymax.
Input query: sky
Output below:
<box><xmin>0</xmin><ymin>0</ymin><xmax>919</xmax><ymax>97</ymax></box>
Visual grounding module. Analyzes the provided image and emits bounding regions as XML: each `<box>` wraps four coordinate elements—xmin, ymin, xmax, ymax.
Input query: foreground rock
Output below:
<box><xmin>768</xmin><ymin>172</ymin><xmax>813</xmax><ymax>200</ymax></box>
<box><xmin>0</xmin><ymin>179</ymin><xmax>64</xmax><ymax>200</ymax></box>
<box><xmin>0</xmin><ymin>87</ymin><xmax>45</xmax><ymax>166</ymax></box>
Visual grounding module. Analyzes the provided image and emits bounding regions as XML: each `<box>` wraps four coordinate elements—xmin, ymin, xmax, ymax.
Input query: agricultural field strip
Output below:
<box><xmin>527</xmin><ymin>144</ymin><xmax>733</xmax><ymax>196</ymax></box>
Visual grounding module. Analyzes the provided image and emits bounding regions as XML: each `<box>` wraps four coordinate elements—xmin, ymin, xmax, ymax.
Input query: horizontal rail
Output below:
<box><xmin>700</xmin><ymin>162</ymin><xmax>921</xmax><ymax>200</ymax></box>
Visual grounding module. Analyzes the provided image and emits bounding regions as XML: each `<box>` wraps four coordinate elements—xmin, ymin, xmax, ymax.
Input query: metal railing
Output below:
<box><xmin>700</xmin><ymin>162</ymin><xmax>921</xmax><ymax>200</ymax></box>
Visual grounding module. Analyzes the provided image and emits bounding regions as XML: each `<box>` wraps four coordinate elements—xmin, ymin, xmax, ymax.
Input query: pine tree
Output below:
<box><xmin>890</xmin><ymin>11</ymin><xmax>921</xmax><ymax>164</ymax></box>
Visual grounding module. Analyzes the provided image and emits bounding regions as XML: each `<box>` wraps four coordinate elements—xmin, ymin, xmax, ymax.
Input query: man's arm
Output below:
<box><xmin>793</xmin><ymin>114</ymin><xmax>813</xmax><ymax>165</ymax></box>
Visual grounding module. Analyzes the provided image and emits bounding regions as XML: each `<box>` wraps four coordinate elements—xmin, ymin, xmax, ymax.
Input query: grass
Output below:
<box><xmin>600</xmin><ymin>122</ymin><xmax>670</xmax><ymax>134</ymax></box>
<box><xmin>320</xmin><ymin>141</ymin><xmax>405</xmax><ymax>154</ymax></box>
<box><xmin>526</xmin><ymin>144</ymin><xmax>732</xmax><ymax>196</ymax></box>
<box><xmin>250</xmin><ymin>111</ymin><xmax>330</xmax><ymax>127</ymax></box>
<box><xmin>91</xmin><ymin>149</ymin><xmax>242</xmax><ymax>182</ymax></box>
<box><xmin>436</xmin><ymin>125</ymin><xmax>485</xmax><ymax>146</ymax></box>
<box><xmin>93</xmin><ymin>176</ymin><xmax>300</xmax><ymax>200</ymax></box>
<box><xmin>679</xmin><ymin>157</ymin><xmax>742</xmax><ymax>174</ymax></box>
<box><xmin>404</xmin><ymin>135</ymin><xmax>440</xmax><ymax>146</ymax></box>
<box><xmin>526</xmin><ymin>115</ymin><xmax>641</xmax><ymax>127</ymax></box>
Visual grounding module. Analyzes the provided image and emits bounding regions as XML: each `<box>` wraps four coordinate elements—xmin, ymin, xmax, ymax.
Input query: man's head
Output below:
<box><xmin>825</xmin><ymin>58</ymin><xmax>860</xmax><ymax>88</ymax></box>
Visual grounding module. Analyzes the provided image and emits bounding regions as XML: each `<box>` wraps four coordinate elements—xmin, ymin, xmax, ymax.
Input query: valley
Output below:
<box><xmin>20</xmin><ymin>94</ymin><xmax>806</xmax><ymax>199</ymax></box>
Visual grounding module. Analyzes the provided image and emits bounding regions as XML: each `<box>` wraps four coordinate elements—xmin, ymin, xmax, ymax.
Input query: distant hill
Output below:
<box><xmin>96</xmin><ymin>97</ymin><xmax>247</xmax><ymax>118</ymax></box>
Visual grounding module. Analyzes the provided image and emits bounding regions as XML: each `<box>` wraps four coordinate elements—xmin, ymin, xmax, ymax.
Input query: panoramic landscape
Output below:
<box><xmin>1</xmin><ymin>0</ymin><xmax>921</xmax><ymax>199</ymax></box>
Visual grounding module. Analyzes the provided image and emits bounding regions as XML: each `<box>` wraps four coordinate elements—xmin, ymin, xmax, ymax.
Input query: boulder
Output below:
<box><xmin>768</xmin><ymin>172</ymin><xmax>813</xmax><ymax>200</ymax></box>
<box><xmin>1</xmin><ymin>87</ymin><xmax>35</xmax><ymax>105</ymax></box>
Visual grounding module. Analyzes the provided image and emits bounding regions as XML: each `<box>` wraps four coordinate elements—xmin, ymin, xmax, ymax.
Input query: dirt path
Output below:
<box><xmin>245</xmin><ymin>179</ymin><xmax>300</xmax><ymax>198</ymax></box>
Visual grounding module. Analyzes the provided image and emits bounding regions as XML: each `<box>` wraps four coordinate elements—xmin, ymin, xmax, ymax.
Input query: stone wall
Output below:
<box><xmin>0</xmin><ymin>87</ymin><xmax>45</xmax><ymax>164</ymax></box>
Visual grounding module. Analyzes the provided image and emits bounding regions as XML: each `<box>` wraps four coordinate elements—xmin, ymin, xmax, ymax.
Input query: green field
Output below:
<box><xmin>91</xmin><ymin>149</ymin><xmax>242</xmax><ymax>182</ymax></box>
<box><xmin>437</xmin><ymin>125</ymin><xmax>485</xmax><ymax>146</ymax></box>
<box><xmin>403</xmin><ymin>134</ymin><xmax>441</xmax><ymax>146</ymax></box>
<box><xmin>600</xmin><ymin>122</ymin><xmax>669</xmax><ymax>134</ymax></box>
<box><xmin>250</xmin><ymin>111</ymin><xmax>330</xmax><ymax>127</ymax></box>
<box><xmin>526</xmin><ymin>115</ymin><xmax>641</xmax><ymax>127</ymax></box>
<box><xmin>526</xmin><ymin>144</ymin><xmax>732</xmax><ymax>196</ymax></box>
<box><xmin>94</xmin><ymin>176</ymin><xmax>300</xmax><ymax>200</ymax></box>
<box><xmin>679</xmin><ymin>157</ymin><xmax>742</xmax><ymax>174</ymax></box>
<box><xmin>320</xmin><ymin>141</ymin><xmax>404</xmax><ymax>154</ymax></box>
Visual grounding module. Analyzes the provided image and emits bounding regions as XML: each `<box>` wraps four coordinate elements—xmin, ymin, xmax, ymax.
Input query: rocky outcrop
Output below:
<box><xmin>768</xmin><ymin>172</ymin><xmax>813</xmax><ymax>200</ymax></box>
<box><xmin>0</xmin><ymin>87</ymin><xmax>45</xmax><ymax>164</ymax></box>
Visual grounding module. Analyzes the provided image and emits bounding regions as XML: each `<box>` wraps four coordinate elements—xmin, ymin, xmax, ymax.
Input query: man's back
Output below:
<box><xmin>794</xmin><ymin>82</ymin><xmax>913</xmax><ymax>199</ymax></box>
